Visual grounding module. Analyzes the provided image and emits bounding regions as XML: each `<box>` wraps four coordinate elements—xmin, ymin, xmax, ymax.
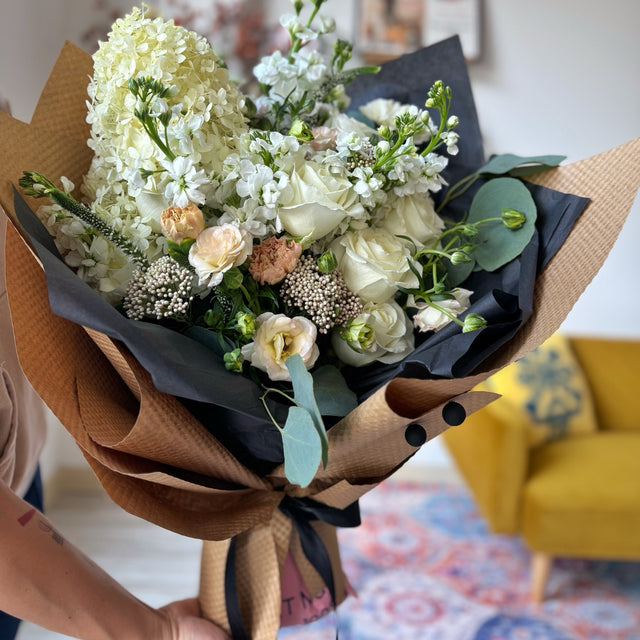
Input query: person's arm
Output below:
<box><xmin>0</xmin><ymin>478</ymin><xmax>229</xmax><ymax>640</ymax></box>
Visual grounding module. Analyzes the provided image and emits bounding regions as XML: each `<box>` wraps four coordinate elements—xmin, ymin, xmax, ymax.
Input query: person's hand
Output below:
<box><xmin>159</xmin><ymin>598</ymin><xmax>231</xmax><ymax>640</ymax></box>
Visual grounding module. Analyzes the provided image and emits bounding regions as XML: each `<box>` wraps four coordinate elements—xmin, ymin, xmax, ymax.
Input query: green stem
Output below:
<box><xmin>260</xmin><ymin>388</ymin><xmax>297</xmax><ymax>432</ymax></box>
<box><xmin>436</xmin><ymin>172</ymin><xmax>479</xmax><ymax>214</ymax></box>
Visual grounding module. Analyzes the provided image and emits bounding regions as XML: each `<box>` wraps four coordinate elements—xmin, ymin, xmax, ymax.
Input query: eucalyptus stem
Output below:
<box><xmin>260</xmin><ymin>388</ymin><xmax>297</xmax><ymax>432</ymax></box>
<box><xmin>19</xmin><ymin>171</ymin><xmax>150</xmax><ymax>267</ymax></box>
<box><xmin>436</xmin><ymin>172</ymin><xmax>479</xmax><ymax>213</ymax></box>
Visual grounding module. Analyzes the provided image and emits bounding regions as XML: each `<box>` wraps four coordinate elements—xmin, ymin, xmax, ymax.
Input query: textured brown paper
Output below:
<box><xmin>2</xmin><ymin>42</ymin><xmax>639</xmax><ymax>639</ymax></box>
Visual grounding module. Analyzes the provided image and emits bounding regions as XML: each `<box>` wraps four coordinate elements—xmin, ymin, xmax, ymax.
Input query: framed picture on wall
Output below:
<box><xmin>423</xmin><ymin>0</ymin><xmax>482</xmax><ymax>61</ymax></box>
<box><xmin>355</xmin><ymin>0</ymin><xmax>481</xmax><ymax>63</ymax></box>
<box><xmin>356</xmin><ymin>0</ymin><xmax>425</xmax><ymax>64</ymax></box>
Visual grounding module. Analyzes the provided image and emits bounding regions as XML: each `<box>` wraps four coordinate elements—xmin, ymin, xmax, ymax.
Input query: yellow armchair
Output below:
<box><xmin>442</xmin><ymin>336</ymin><xmax>640</xmax><ymax>602</ymax></box>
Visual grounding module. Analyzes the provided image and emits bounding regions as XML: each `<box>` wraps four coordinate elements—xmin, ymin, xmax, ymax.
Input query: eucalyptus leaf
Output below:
<box><xmin>468</xmin><ymin>177</ymin><xmax>537</xmax><ymax>272</ymax></box>
<box><xmin>446</xmin><ymin>257</ymin><xmax>476</xmax><ymax>287</ymax></box>
<box><xmin>478</xmin><ymin>154</ymin><xmax>565</xmax><ymax>177</ymax></box>
<box><xmin>312</xmin><ymin>365</ymin><xmax>358</xmax><ymax>417</ymax></box>
<box><xmin>286</xmin><ymin>354</ymin><xmax>329</xmax><ymax>467</ymax></box>
<box><xmin>282</xmin><ymin>406</ymin><xmax>322</xmax><ymax>488</ymax></box>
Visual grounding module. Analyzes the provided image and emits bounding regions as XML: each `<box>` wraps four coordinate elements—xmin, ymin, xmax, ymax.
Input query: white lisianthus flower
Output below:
<box><xmin>241</xmin><ymin>313</ymin><xmax>319</xmax><ymax>381</ymax></box>
<box><xmin>374</xmin><ymin>192</ymin><xmax>445</xmax><ymax>247</ymax></box>
<box><xmin>408</xmin><ymin>288</ymin><xmax>473</xmax><ymax>333</ymax></box>
<box><xmin>332</xmin><ymin>300</ymin><xmax>414</xmax><ymax>367</ymax></box>
<box><xmin>359</xmin><ymin>98</ymin><xmax>406</xmax><ymax>126</ymax></box>
<box><xmin>278</xmin><ymin>161</ymin><xmax>364</xmax><ymax>245</ymax></box>
<box><xmin>330</xmin><ymin>228</ymin><xmax>419</xmax><ymax>303</ymax></box>
<box><xmin>188</xmin><ymin>223</ymin><xmax>252</xmax><ymax>287</ymax></box>
<box><xmin>359</xmin><ymin>98</ymin><xmax>431</xmax><ymax>144</ymax></box>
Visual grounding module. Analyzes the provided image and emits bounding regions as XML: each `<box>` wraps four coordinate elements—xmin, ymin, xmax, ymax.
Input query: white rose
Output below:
<box><xmin>188</xmin><ymin>223</ymin><xmax>252</xmax><ymax>287</ymax></box>
<box><xmin>278</xmin><ymin>161</ymin><xmax>364</xmax><ymax>245</ymax></box>
<box><xmin>241</xmin><ymin>313</ymin><xmax>319</xmax><ymax>381</ymax></box>
<box><xmin>332</xmin><ymin>300</ymin><xmax>414</xmax><ymax>367</ymax></box>
<box><xmin>375</xmin><ymin>192</ymin><xmax>445</xmax><ymax>247</ymax></box>
<box><xmin>408</xmin><ymin>288</ymin><xmax>473</xmax><ymax>333</ymax></box>
<box><xmin>330</xmin><ymin>228</ymin><xmax>419</xmax><ymax>303</ymax></box>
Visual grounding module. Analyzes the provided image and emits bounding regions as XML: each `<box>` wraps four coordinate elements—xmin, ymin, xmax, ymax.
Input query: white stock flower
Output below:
<box><xmin>241</xmin><ymin>313</ymin><xmax>319</xmax><ymax>381</ymax></box>
<box><xmin>278</xmin><ymin>160</ymin><xmax>364</xmax><ymax>245</ymax></box>
<box><xmin>332</xmin><ymin>300</ymin><xmax>414</xmax><ymax>367</ymax></box>
<box><xmin>408</xmin><ymin>288</ymin><xmax>473</xmax><ymax>333</ymax></box>
<box><xmin>374</xmin><ymin>192</ymin><xmax>445</xmax><ymax>247</ymax></box>
<box><xmin>188</xmin><ymin>223</ymin><xmax>252</xmax><ymax>287</ymax></box>
<box><xmin>330</xmin><ymin>228</ymin><xmax>419</xmax><ymax>303</ymax></box>
<box><xmin>162</xmin><ymin>156</ymin><xmax>209</xmax><ymax>207</ymax></box>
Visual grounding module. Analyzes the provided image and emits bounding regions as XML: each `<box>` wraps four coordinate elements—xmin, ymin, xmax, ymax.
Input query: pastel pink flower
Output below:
<box><xmin>248</xmin><ymin>236</ymin><xmax>302</xmax><ymax>285</ymax></box>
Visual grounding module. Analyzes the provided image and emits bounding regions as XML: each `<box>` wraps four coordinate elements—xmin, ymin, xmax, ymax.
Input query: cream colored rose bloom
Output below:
<box><xmin>241</xmin><ymin>313</ymin><xmax>319</xmax><ymax>381</ymax></box>
<box><xmin>188</xmin><ymin>223</ymin><xmax>252</xmax><ymax>287</ymax></box>
<box><xmin>408</xmin><ymin>288</ymin><xmax>473</xmax><ymax>333</ymax></box>
<box><xmin>375</xmin><ymin>193</ymin><xmax>445</xmax><ymax>247</ymax></box>
<box><xmin>161</xmin><ymin>204</ymin><xmax>206</xmax><ymax>243</ymax></box>
<box><xmin>278</xmin><ymin>161</ymin><xmax>364</xmax><ymax>245</ymax></box>
<box><xmin>330</xmin><ymin>228</ymin><xmax>419</xmax><ymax>303</ymax></box>
<box><xmin>332</xmin><ymin>300</ymin><xmax>414</xmax><ymax>367</ymax></box>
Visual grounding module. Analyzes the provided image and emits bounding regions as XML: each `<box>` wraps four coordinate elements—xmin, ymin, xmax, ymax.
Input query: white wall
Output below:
<box><xmin>1</xmin><ymin>0</ymin><xmax>639</xmax><ymax>474</ymax></box>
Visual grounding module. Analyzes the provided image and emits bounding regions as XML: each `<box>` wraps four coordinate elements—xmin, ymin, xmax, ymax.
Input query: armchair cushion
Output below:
<box><xmin>481</xmin><ymin>333</ymin><xmax>598</xmax><ymax>447</ymax></box>
<box><xmin>522</xmin><ymin>431</ymin><xmax>640</xmax><ymax>558</ymax></box>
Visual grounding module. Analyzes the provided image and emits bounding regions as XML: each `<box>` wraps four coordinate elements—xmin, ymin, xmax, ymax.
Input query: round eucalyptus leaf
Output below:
<box><xmin>468</xmin><ymin>177</ymin><xmax>537</xmax><ymax>272</ymax></box>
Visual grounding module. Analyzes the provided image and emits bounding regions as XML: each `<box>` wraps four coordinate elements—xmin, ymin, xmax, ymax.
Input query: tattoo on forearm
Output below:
<box><xmin>17</xmin><ymin>508</ymin><xmax>64</xmax><ymax>545</ymax></box>
<box><xmin>17</xmin><ymin>508</ymin><xmax>36</xmax><ymax>526</ymax></box>
<box><xmin>38</xmin><ymin>521</ymin><xmax>64</xmax><ymax>545</ymax></box>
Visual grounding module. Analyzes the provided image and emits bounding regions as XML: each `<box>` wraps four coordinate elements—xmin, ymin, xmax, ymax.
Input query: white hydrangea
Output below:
<box><xmin>70</xmin><ymin>7</ymin><xmax>248</xmax><ymax>293</ymax></box>
<box><xmin>86</xmin><ymin>8</ymin><xmax>246</xmax><ymax>178</ymax></box>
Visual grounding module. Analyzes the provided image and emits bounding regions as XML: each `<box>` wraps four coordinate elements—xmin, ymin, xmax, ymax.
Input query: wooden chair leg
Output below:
<box><xmin>530</xmin><ymin>551</ymin><xmax>553</xmax><ymax>604</ymax></box>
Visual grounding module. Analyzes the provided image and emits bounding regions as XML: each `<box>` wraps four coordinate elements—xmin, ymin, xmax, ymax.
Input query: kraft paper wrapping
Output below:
<box><xmin>2</xmin><ymin>42</ymin><xmax>640</xmax><ymax>639</ymax></box>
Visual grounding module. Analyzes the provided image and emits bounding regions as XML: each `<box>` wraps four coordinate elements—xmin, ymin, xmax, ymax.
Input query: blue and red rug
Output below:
<box><xmin>278</xmin><ymin>480</ymin><xmax>640</xmax><ymax>640</ymax></box>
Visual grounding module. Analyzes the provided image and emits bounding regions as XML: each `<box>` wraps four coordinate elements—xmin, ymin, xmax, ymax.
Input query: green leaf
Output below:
<box><xmin>312</xmin><ymin>366</ymin><xmax>358</xmax><ymax>417</ymax></box>
<box><xmin>446</xmin><ymin>256</ymin><xmax>476</xmax><ymax>287</ymax></box>
<box><xmin>281</xmin><ymin>406</ymin><xmax>322</xmax><ymax>488</ymax></box>
<box><xmin>468</xmin><ymin>177</ymin><xmax>537</xmax><ymax>272</ymax></box>
<box><xmin>478</xmin><ymin>154</ymin><xmax>565</xmax><ymax>177</ymax></box>
<box><xmin>286</xmin><ymin>354</ymin><xmax>329</xmax><ymax>467</ymax></box>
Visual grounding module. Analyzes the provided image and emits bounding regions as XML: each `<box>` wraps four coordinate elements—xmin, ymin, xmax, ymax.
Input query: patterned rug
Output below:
<box><xmin>277</xmin><ymin>481</ymin><xmax>640</xmax><ymax>640</ymax></box>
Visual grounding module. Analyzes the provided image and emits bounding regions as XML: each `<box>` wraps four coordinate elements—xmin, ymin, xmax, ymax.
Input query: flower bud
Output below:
<box><xmin>161</xmin><ymin>203</ymin><xmax>205</xmax><ymax>243</ymax></box>
<box><xmin>341</xmin><ymin>319</ymin><xmax>375</xmax><ymax>352</ymax></box>
<box><xmin>447</xmin><ymin>115</ymin><xmax>459</xmax><ymax>128</ymax></box>
<box><xmin>378</xmin><ymin>124</ymin><xmax>391</xmax><ymax>139</ymax></box>
<box><xmin>235</xmin><ymin>311</ymin><xmax>256</xmax><ymax>338</ymax></box>
<box><xmin>320</xmin><ymin>15</ymin><xmax>336</xmax><ymax>33</ymax></box>
<box><xmin>462</xmin><ymin>313</ymin><xmax>487</xmax><ymax>333</ymax></box>
<box><xmin>317</xmin><ymin>249</ymin><xmax>338</xmax><ymax>274</ymax></box>
<box><xmin>291</xmin><ymin>0</ymin><xmax>304</xmax><ymax>13</ymax></box>
<box><xmin>462</xmin><ymin>224</ymin><xmax>480</xmax><ymax>238</ymax></box>
<box><xmin>289</xmin><ymin>117</ymin><xmax>315</xmax><ymax>142</ymax></box>
<box><xmin>501</xmin><ymin>208</ymin><xmax>527</xmax><ymax>230</ymax></box>
<box><xmin>377</xmin><ymin>140</ymin><xmax>390</xmax><ymax>154</ymax></box>
<box><xmin>224</xmin><ymin>348</ymin><xmax>244</xmax><ymax>373</ymax></box>
<box><xmin>451</xmin><ymin>250</ymin><xmax>471</xmax><ymax>265</ymax></box>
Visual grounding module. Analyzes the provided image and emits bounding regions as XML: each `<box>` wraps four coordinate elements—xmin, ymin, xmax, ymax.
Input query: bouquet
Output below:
<box><xmin>2</xmin><ymin>2</ymin><xmax>639</xmax><ymax>638</ymax></box>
